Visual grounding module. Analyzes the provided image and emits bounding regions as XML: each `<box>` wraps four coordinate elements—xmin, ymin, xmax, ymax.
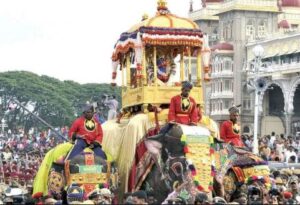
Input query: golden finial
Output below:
<box><xmin>157</xmin><ymin>0</ymin><xmax>168</xmax><ymax>10</ymax></box>
<box><xmin>142</xmin><ymin>13</ymin><xmax>149</xmax><ymax>21</ymax></box>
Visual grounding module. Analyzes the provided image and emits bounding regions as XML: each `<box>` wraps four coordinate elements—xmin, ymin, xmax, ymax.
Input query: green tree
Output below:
<box><xmin>0</xmin><ymin>71</ymin><xmax>121</xmax><ymax>133</ymax></box>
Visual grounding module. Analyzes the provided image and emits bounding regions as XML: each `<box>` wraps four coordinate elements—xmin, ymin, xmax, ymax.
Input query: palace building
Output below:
<box><xmin>189</xmin><ymin>0</ymin><xmax>300</xmax><ymax>136</ymax></box>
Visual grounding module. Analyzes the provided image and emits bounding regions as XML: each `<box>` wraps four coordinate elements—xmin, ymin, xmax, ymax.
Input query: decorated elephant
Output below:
<box><xmin>32</xmin><ymin>142</ymin><xmax>118</xmax><ymax>203</ymax></box>
<box><xmin>129</xmin><ymin>123</ymin><xmax>269</xmax><ymax>203</ymax></box>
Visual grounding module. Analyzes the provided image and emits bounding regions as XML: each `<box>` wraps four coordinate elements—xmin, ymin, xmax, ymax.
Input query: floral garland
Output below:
<box><xmin>180</xmin><ymin>134</ymin><xmax>215</xmax><ymax>192</ymax></box>
<box><xmin>140</xmin><ymin>26</ymin><xmax>203</xmax><ymax>37</ymax></box>
<box><xmin>246</xmin><ymin>175</ymin><xmax>271</xmax><ymax>189</ymax></box>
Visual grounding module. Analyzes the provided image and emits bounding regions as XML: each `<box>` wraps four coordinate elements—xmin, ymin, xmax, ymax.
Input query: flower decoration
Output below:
<box><xmin>181</xmin><ymin>134</ymin><xmax>215</xmax><ymax>192</ymax></box>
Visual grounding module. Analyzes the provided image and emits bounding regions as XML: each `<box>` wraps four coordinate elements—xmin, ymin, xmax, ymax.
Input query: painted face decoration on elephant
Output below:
<box><xmin>48</xmin><ymin>170</ymin><xmax>65</xmax><ymax>194</ymax></box>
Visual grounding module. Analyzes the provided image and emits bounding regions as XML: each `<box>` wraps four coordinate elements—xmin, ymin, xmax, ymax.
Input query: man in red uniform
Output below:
<box><xmin>168</xmin><ymin>81</ymin><xmax>199</xmax><ymax>125</ymax></box>
<box><xmin>220</xmin><ymin>106</ymin><xmax>244</xmax><ymax>147</ymax></box>
<box><xmin>66</xmin><ymin>104</ymin><xmax>106</xmax><ymax>160</ymax></box>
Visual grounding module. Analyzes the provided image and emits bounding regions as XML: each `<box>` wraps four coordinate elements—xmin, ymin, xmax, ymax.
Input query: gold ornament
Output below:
<box><xmin>157</xmin><ymin>0</ymin><xmax>167</xmax><ymax>9</ymax></box>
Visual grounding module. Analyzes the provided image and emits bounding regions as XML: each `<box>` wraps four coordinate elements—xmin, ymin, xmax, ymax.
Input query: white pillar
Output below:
<box><xmin>253</xmin><ymin>91</ymin><xmax>259</xmax><ymax>154</ymax></box>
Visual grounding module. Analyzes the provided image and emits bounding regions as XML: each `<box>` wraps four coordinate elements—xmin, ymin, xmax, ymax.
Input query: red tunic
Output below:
<box><xmin>220</xmin><ymin>120</ymin><xmax>244</xmax><ymax>147</ymax></box>
<box><xmin>168</xmin><ymin>95</ymin><xmax>198</xmax><ymax>125</ymax></box>
<box><xmin>68</xmin><ymin>116</ymin><xmax>103</xmax><ymax>144</ymax></box>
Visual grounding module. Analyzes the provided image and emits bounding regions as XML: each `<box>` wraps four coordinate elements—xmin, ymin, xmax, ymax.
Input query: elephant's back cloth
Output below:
<box><xmin>102</xmin><ymin>111</ymin><xmax>168</xmax><ymax>192</ymax></box>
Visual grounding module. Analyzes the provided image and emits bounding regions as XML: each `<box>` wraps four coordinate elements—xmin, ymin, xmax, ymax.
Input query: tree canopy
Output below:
<box><xmin>0</xmin><ymin>71</ymin><xmax>121</xmax><ymax>133</ymax></box>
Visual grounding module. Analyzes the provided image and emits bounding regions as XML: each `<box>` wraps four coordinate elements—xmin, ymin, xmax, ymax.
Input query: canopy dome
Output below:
<box><xmin>112</xmin><ymin>0</ymin><xmax>203</xmax><ymax>61</ymax></box>
<box><xmin>281</xmin><ymin>0</ymin><xmax>300</xmax><ymax>7</ymax></box>
<box><xmin>278</xmin><ymin>19</ymin><xmax>290</xmax><ymax>29</ymax></box>
<box><xmin>128</xmin><ymin>1</ymin><xmax>199</xmax><ymax>32</ymax></box>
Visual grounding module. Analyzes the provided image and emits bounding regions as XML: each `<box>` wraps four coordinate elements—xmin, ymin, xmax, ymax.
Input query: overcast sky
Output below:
<box><xmin>0</xmin><ymin>0</ymin><xmax>201</xmax><ymax>84</ymax></box>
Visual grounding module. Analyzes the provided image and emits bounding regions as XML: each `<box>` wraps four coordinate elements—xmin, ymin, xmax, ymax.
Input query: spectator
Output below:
<box><xmin>284</xmin><ymin>146</ymin><xmax>297</xmax><ymax>163</ymax></box>
<box><xmin>162</xmin><ymin>181</ymin><xmax>189</xmax><ymax>204</ymax></box>
<box><xmin>104</xmin><ymin>95</ymin><xmax>119</xmax><ymax>120</ymax></box>
<box><xmin>131</xmin><ymin>190</ymin><xmax>148</xmax><ymax>204</ymax></box>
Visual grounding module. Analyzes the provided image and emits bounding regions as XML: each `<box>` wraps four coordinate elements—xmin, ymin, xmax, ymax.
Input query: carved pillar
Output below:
<box><xmin>284</xmin><ymin>80</ymin><xmax>294</xmax><ymax>136</ymax></box>
<box><xmin>285</xmin><ymin>112</ymin><xmax>293</xmax><ymax>136</ymax></box>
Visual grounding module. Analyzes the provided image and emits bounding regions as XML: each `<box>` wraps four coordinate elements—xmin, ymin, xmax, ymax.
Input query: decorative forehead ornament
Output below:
<box><xmin>67</xmin><ymin>183</ymin><xmax>84</xmax><ymax>203</ymax></box>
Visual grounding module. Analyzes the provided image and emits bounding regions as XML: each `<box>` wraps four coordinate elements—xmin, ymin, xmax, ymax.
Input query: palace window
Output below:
<box><xmin>246</xmin><ymin>19</ymin><xmax>255</xmax><ymax>41</ymax></box>
<box><xmin>291</xmin><ymin>24</ymin><xmax>298</xmax><ymax>30</ymax></box>
<box><xmin>224</xmin><ymin>60</ymin><xmax>231</xmax><ymax>71</ymax></box>
<box><xmin>243</xmin><ymin>99</ymin><xmax>251</xmax><ymax>110</ymax></box>
<box><xmin>224</xmin><ymin>100</ymin><xmax>230</xmax><ymax>109</ymax></box>
<box><xmin>257</xmin><ymin>20</ymin><xmax>267</xmax><ymax>39</ymax></box>
<box><xmin>224</xmin><ymin>80</ymin><xmax>231</xmax><ymax>91</ymax></box>
<box><xmin>243</xmin><ymin>126</ymin><xmax>250</xmax><ymax>133</ymax></box>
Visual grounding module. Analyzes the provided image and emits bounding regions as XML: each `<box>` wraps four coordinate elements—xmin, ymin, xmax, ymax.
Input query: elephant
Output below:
<box><xmin>32</xmin><ymin>143</ymin><xmax>118</xmax><ymax>202</ymax></box>
<box><xmin>130</xmin><ymin>123</ymin><xmax>269</xmax><ymax>204</ymax></box>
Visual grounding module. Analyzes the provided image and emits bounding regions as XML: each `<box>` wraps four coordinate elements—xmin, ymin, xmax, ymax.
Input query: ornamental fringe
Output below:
<box><xmin>112</xmin><ymin>33</ymin><xmax>203</xmax><ymax>62</ymax></box>
<box><xmin>180</xmin><ymin>134</ymin><xmax>215</xmax><ymax>192</ymax></box>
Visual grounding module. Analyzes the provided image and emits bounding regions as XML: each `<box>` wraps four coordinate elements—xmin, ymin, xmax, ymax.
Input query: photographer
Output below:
<box><xmin>104</xmin><ymin>95</ymin><xmax>119</xmax><ymax>120</ymax></box>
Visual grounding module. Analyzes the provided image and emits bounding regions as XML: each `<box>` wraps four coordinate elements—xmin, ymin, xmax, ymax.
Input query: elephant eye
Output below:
<box><xmin>171</xmin><ymin>162</ymin><xmax>183</xmax><ymax>176</ymax></box>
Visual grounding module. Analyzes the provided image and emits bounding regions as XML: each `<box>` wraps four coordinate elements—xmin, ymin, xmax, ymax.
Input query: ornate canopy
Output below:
<box><xmin>112</xmin><ymin>0</ymin><xmax>203</xmax><ymax>62</ymax></box>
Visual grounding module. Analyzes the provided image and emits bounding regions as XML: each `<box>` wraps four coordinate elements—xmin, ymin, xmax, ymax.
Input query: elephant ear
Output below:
<box><xmin>145</xmin><ymin>139</ymin><xmax>162</xmax><ymax>155</ymax></box>
<box><xmin>146</xmin><ymin>133</ymin><xmax>164</xmax><ymax>142</ymax></box>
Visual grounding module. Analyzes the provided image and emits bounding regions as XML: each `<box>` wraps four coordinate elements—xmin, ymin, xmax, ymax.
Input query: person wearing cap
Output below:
<box><xmin>220</xmin><ymin>106</ymin><xmax>244</xmax><ymax>147</ymax></box>
<box><xmin>288</xmin><ymin>176</ymin><xmax>300</xmax><ymax>202</ymax></box>
<box><xmin>168</xmin><ymin>81</ymin><xmax>199</xmax><ymax>125</ymax></box>
<box><xmin>131</xmin><ymin>190</ymin><xmax>148</xmax><ymax>204</ymax></box>
<box><xmin>66</xmin><ymin>104</ymin><xmax>106</xmax><ymax>160</ymax></box>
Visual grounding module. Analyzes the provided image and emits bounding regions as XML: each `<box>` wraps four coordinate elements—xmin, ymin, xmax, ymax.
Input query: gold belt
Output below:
<box><xmin>176</xmin><ymin>114</ymin><xmax>189</xmax><ymax>116</ymax></box>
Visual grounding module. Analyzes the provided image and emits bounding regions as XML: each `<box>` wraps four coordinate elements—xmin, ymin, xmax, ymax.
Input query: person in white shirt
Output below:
<box><xmin>104</xmin><ymin>95</ymin><xmax>119</xmax><ymax>120</ymax></box>
<box><xmin>284</xmin><ymin>146</ymin><xmax>297</xmax><ymax>163</ymax></box>
<box><xmin>2</xmin><ymin>147</ymin><xmax>12</xmax><ymax>161</ymax></box>
<box><xmin>270</xmin><ymin>132</ymin><xmax>276</xmax><ymax>147</ymax></box>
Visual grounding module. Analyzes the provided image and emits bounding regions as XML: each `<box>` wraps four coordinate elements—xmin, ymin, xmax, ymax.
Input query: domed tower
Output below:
<box><xmin>111</xmin><ymin>0</ymin><xmax>207</xmax><ymax>111</ymax></box>
<box><xmin>281</xmin><ymin>0</ymin><xmax>300</xmax><ymax>7</ymax></box>
<box><xmin>278</xmin><ymin>0</ymin><xmax>300</xmax><ymax>30</ymax></box>
<box><xmin>189</xmin><ymin>0</ymin><xmax>223</xmax><ymax>45</ymax></box>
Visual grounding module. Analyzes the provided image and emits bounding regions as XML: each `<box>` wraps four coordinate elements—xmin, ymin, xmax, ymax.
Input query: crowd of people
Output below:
<box><xmin>0</xmin><ymin>128</ymin><xmax>67</xmax><ymax>204</ymax></box>
<box><xmin>2</xmin><ymin>82</ymin><xmax>300</xmax><ymax>204</ymax></box>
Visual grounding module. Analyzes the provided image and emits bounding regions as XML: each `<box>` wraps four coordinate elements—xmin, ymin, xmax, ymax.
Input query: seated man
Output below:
<box><xmin>66</xmin><ymin>104</ymin><xmax>106</xmax><ymax>160</ymax></box>
<box><xmin>220</xmin><ymin>106</ymin><xmax>244</xmax><ymax>147</ymax></box>
<box><xmin>168</xmin><ymin>81</ymin><xmax>198</xmax><ymax>125</ymax></box>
